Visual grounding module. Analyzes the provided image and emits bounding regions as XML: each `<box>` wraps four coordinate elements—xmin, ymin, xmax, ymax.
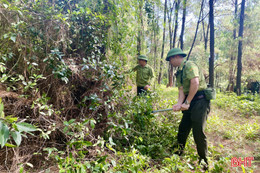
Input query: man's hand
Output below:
<box><xmin>144</xmin><ymin>85</ymin><xmax>150</xmax><ymax>90</ymax></box>
<box><xmin>181</xmin><ymin>103</ymin><xmax>190</xmax><ymax>111</ymax></box>
<box><xmin>173</xmin><ymin>104</ymin><xmax>182</xmax><ymax>111</ymax></box>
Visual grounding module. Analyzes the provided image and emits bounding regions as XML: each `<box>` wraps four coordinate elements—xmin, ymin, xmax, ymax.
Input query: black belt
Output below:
<box><xmin>193</xmin><ymin>95</ymin><xmax>205</xmax><ymax>101</ymax></box>
<box><xmin>185</xmin><ymin>90</ymin><xmax>205</xmax><ymax>102</ymax></box>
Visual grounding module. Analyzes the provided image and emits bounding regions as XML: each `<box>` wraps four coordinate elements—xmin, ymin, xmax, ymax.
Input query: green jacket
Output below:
<box><xmin>176</xmin><ymin>60</ymin><xmax>207</xmax><ymax>95</ymax></box>
<box><xmin>130</xmin><ymin>64</ymin><xmax>154</xmax><ymax>87</ymax></box>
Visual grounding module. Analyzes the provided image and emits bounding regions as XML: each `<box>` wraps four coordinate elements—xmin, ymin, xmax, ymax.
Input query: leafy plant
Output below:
<box><xmin>43</xmin><ymin>49</ymin><xmax>72</xmax><ymax>84</ymax></box>
<box><xmin>0</xmin><ymin>99</ymin><xmax>37</xmax><ymax>148</ymax></box>
<box><xmin>212</xmin><ymin>92</ymin><xmax>260</xmax><ymax>116</ymax></box>
<box><xmin>43</xmin><ymin>118</ymin><xmax>112</xmax><ymax>173</ymax></box>
<box><xmin>31</xmin><ymin>93</ymin><xmax>54</xmax><ymax>116</ymax></box>
<box><xmin>113</xmin><ymin>148</ymin><xmax>150</xmax><ymax>172</ymax></box>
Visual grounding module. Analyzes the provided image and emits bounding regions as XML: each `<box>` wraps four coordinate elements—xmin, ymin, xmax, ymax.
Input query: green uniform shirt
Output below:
<box><xmin>131</xmin><ymin>64</ymin><xmax>154</xmax><ymax>87</ymax></box>
<box><xmin>176</xmin><ymin>60</ymin><xmax>207</xmax><ymax>95</ymax></box>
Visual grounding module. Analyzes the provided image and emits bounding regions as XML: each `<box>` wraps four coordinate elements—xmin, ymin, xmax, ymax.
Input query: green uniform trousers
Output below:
<box><xmin>176</xmin><ymin>98</ymin><xmax>210</xmax><ymax>160</ymax></box>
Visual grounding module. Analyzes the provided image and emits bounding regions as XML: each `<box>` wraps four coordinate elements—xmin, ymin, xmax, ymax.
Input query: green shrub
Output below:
<box><xmin>107</xmin><ymin>90</ymin><xmax>180</xmax><ymax>159</ymax></box>
<box><xmin>112</xmin><ymin>149</ymin><xmax>150</xmax><ymax>172</ymax></box>
<box><xmin>44</xmin><ymin>119</ymin><xmax>112</xmax><ymax>173</ymax></box>
<box><xmin>212</xmin><ymin>92</ymin><xmax>260</xmax><ymax>116</ymax></box>
<box><xmin>0</xmin><ymin>99</ymin><xmax>37</xmax><ymax>148</ymax></box>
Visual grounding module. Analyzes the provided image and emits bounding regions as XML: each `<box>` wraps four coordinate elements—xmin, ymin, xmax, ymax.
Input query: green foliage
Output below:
<box><xmin>0</xmin><ymin>120</ymin><xmax>9</xmax><ymax>148</ymax></box>
<box><xmin>212</xmin><ymin>92</ymin><xmax>260</xmax><ymax>116</ymax></box>
<box><xmin>107</xmin><ymin>91</ymin><xmax>179</xmax><ymax>159</ymax></box>
<box><xmin>211</xmin><ymin>157</ymin><xmax>230</xmax><ymax>173</ymax></box>
<box><xmin>0</xmin><ymin>0</ymin><xmax>259</xmax><ymax>172</ymax></box>
<box><xmin>31</xmin><ymin>93</ymin><xmax>54</xmax><ymax>116</ymax></box>
<box><xmin>43</xmin><ymin>49</ymin><xmax>71</xmax><ymax>83</ymax></box>
<box><xmin>161</xmin><ymin>155</ymin><xmax>184</xmax><ymax>172</ymax></box>
<box><xmin>23</xmin><ymin>86</ymin><xmax>257</xmax><ymax>172</ymax></box>
<box><xmin>112</xmin><ymin>149</ymin><xmax>150</xmax><ymax>172</ymax></box>
<box><xmin>105</xmin><ymin>88</ymin><xmax>175</xmax><ymax>167</ymax></box>
<box><xmin>43</xmin><ymin>118</ymin><xmax>113</xmax><ymax>173</ymax></box>
<box><xmin>0</xmin><ymin>99</ymin><xmax>37</xmax><ymax>148</ymax></box>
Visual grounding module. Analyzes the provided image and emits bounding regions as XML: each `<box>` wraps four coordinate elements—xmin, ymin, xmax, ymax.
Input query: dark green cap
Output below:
<box><xmin>166</xmin><ymin>48</ymin><xmax>187</xmax><ymax>61</ymax></box>
<box><xmin>138</xmin><ymin>55</ymin><xmax>148</xmax><ymax>61</ymax></box>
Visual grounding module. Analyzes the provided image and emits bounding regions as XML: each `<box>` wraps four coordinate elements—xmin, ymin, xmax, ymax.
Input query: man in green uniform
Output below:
<box><xmin>130</xmin><ymin>55</ymin><xmax>154</xmax><ymax>96</ymax></box>
<box><xmin>166</xmin><ymin>48</ymin><xmax>210</xmax><ymax>168</ymax></box>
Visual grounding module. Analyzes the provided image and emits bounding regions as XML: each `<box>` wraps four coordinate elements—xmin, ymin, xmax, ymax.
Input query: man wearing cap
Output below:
<box><xmin>166</xmin><ymin>48</ymin><xmax>210</xmax><ymax>168</ymax></box>
<box><xmin>130</xmin><ymin>55</ymin><xmax>154</xmax><ymax>96</ymax></box>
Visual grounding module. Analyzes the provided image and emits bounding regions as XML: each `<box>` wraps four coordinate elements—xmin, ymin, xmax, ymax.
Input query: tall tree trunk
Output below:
<box><xmin>233</xmin><ymin>0</ymin><xmax>238</xmax><ymax>39</ymax></box>
<box><xmin>179</xmin><ymin>0</ymin><xmax>187</xmax><ymax>50</ymax></box>
<box><xmin>137</xmin><ymin>0</ymin><xmax>144</xmax><ymax>55</ymax></box>
<box><xmin>205</xmin><ymin>22</ymin><xmax>209</xmax><ymax>50</ymax></box>
<box><xmin>153</xmin><ymin>28</ymin><xmax>157</xmax><ymax>72</ymax></box>
<box><xmin>153</xmin><ymin>4</ymin><xmax>158</xmax><ymax>78</ymax></box>
<box><xmin>137</xmin><ymin>32</ymin><xmax>141</xmax><ymax>55</ymax></box>
<box><xmin>227</xmin><ymin>0</ymin><xmax>238</xmax><ymax>92</ymax></box>
<box><xmin>168</xmin><ymin>0</ymin><xmax>180</xmax><ymax>87</ymax></box>
<box><xmin>158</xmin><ymin>0</ymin><xmax>167</xmax><ymax>84</ymax></box>
<box><xmin>187</xmin><ymin>0</ymin><xmax>204</xmax><ymax>60</ymax></box>
<box><xmin>172</xmin><ymin>0</ymin><xmax>180</xmax><ymax>48</ymax></box>
<box><xmin>100</xmin><ymin>0</ymin><xmax>110</xmax><ymax>57</ymax></box>
<box><xmin>167</xmin><ymin>1</ymin><xmax>174</xmax><ymax>49</ymax></box>
<box><xmin>167</xmin><ymin>64</ymin><xmax>175</xmax><ymax>87</ymax></box>
<box><xmin>209</xmin><ymin>0</ymin><xmax>215</xmax><ymax>88</ymax></box>
<box><xmin>236</xmin><ymin>0</ymin><xmax>246</xmax><ymax>95</ymax></box>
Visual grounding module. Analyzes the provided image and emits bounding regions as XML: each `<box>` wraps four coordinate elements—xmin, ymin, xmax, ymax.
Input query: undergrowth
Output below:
<box><xmin>0</xmin><ymin>1</ymin><xmax>259</xmax><ymax>173</ymax></box>
<box><xmin>212</xmin><ymin>92</ymin><xmax>260</xmax><ymax>116</ymax></box>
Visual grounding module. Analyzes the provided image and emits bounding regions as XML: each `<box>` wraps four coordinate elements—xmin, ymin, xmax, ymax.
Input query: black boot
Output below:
<box><xmin>199</xmin><ymin>157</ymin><xmax>208</xmax><ymax>170</ymax></box>
<box><xmin>172</xmin><ymin>144</ymin><xmax>184</xmax><ymax>156</ymax></box>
